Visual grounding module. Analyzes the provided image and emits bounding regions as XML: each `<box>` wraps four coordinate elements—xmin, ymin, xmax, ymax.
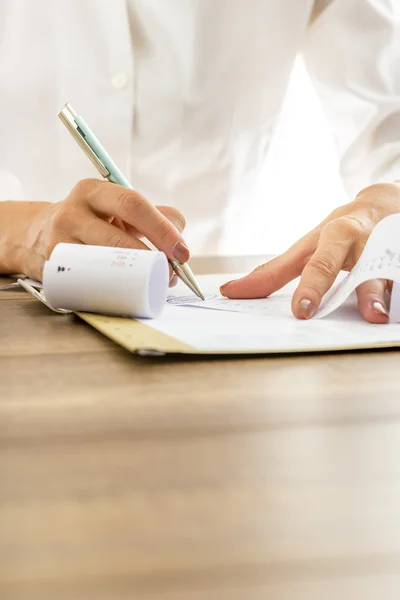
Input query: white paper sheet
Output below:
<box><xmin>167</xmin><ymin>290</ymin><xmax>292</xmax><ymax>316</ymax></box>
<box><xmin>390</xmin><ymin>282</ymin><xmax>400</xmax><ymax>324</ymax></box>
<box><xmin>43</xmin><ymin>243</ymin><xmax>168</xmax><ymax>318</ymax></box>
<box><xmin>140</xmin><ymin>272</ymin><xmax>400</xmax><ymax>353</ymax></box>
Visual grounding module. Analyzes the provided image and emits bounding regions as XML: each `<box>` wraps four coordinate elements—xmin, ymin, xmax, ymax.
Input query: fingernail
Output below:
<box><xmin>372</xmin><ymin>301</ymin><xmax>388</xmax><ymax>316</ymax></box>
<box><xmin>220</xmin><ymin>280</ymin><xmax>235</xmax><ymax>297</ymax></box>
<box><xmin>298</xmin><ymin>298</ymin><xmax>315</xmax><ymax>319</ymax></box>
<box><xmin>173</xmin><ymin>242</ymin><xmax>190</xmax><ymax>264</ymax></box>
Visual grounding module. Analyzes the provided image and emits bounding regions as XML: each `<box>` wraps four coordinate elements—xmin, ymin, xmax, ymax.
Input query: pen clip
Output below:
<box><xmin>58</xmin><ymin>103</ymin><xmax>110</xmax><ymax>178</ymax></box>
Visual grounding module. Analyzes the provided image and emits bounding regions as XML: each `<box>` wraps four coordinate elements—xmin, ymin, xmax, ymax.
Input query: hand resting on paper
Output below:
<box><xmin>221</xmin><ymin>182</ymin><xmax>400</xmax><ymax>324</ymax></box>
<box><xmin>0</xmin><ymin>178</ymin><xmax>188</xmax><ymax>284</ymax></box>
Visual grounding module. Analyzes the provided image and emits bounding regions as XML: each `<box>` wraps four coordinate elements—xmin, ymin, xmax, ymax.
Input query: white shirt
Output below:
<box><xmin>0</xmin><ymin>0</ymin><xmax>399</xmax><ymax>254</ymax></box>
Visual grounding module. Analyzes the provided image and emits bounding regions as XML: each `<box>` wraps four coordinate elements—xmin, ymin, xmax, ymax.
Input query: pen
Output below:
<box><xmin>58</xmin><ymin>103</ymin><xmax>205</xmax><ymax>301</ymax></box>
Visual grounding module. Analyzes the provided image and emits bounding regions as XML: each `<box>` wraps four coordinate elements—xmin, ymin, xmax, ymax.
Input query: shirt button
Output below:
<box><xmin>111</xmin><ymin>72</ymin><xmax>129</xmax><ymax>89</ymax></box>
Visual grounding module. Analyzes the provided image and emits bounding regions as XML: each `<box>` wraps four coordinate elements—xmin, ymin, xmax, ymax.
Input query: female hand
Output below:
<box><xmin>5</xmin><ymin>178</ymin><xmax>188</xmax><ymax>282</ymax></box>
<box><xmin>221</xmin><ymin>182</ymin><xmax>400</xmax><ymax>323</ymax></box>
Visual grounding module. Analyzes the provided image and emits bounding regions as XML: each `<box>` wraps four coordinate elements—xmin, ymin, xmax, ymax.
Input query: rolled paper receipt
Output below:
<box><xmin>42</xmin><ymin>243</ymin><xmax>169</xmax><ymax>319</ymax></box>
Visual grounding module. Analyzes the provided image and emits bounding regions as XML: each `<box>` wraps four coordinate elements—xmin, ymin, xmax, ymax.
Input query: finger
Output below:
<box><xmin>110</xmin><ymin>217</ymin><xmax>127</xmax><ymax>232</ymax></box>
<box><xmin>81</xmin><ymin>180</ymin><xmax>190</xmax><ymax>263</ymax></box>
<box><xmin>77</xmin><ymin>214</ymin><xmax>178</xmax><ymax>287</ymax></box>
<box><xmin>157</xmin><ymin>206</ymin><xmax>186</xmax><ymax>232</ymax></box>
<box><xmin>75</xmin><ymin>212</ymin><xmax>150</xmax><ymax>251</ymax></box>
<box><xmin>292</xmin><ymin>217</ymin><xmax>362</xmax><ymax>319</ymax></box>
<box><xmin>220</xmin><ymin>229</ymin><xmax>319</xmax><ymax>299</ymax></box>
<box><xmin>124</xmin><ymin>206</ymin><xmax>186</xmax><ymax>237</ymax></box>
<box><xmin>356</xmin><ymin>279</ymin><xmax>389</xmax><ymax>324</ymax></box>
<box><xmin>169</xmin><ymin>274</ymin><xmax>179</xmax><ymax>288</ymax></box>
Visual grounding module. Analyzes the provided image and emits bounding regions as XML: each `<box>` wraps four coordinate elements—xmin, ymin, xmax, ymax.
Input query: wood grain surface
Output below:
<box><xmin>1</xmin><ymin>256</ymin><xmax>400</xmax><ymax>600</ymax></box>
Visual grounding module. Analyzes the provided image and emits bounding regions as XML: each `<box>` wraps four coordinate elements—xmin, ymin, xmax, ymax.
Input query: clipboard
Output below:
<box><xmin>6</xmin><ymin>275</ymin><xmax>400</xmax><ymax>357</ymax></box>
<box><xmin>76</xmin><ymin>311</ymin><xmax>400</xmax><ymax>356</ymax></box>
<box><xmin>9</xmin><ymin>265</ymin><xmax>400</xmax><ymax>357</ymax></box>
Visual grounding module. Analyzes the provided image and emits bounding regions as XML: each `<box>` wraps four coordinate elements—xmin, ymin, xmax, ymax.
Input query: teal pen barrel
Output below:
<box><xmin>74</xmin><ymin>115</ymin><xmax>132</xmax><ymax>188</ymax></box>
<box><xmin>107</xmin><ymin>172</ymin><xmax>132</xmax><ymax>187</ymax></box>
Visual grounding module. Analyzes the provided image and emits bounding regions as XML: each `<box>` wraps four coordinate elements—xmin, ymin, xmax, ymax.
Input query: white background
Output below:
<box><xmin>221</xmin><ymin>57</ymin><xmax>348</xmax><ymax>257</ymax></box>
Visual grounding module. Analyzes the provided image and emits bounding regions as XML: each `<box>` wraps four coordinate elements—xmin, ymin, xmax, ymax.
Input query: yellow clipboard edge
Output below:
<box><xmin>76</xmin><ymin>312</ymin><xmax>195</xmax><ymax>355</ymax></box>
<box><xmin>75</xmin><ymin>312</ymin><xmax>400</xmax><ymax>356</ymax></box>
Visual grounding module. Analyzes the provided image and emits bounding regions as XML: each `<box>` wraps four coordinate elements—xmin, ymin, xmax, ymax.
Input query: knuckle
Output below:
<box><xmin>354</xmin><ymin>182</ymin><xmax>400</xmax><ymax>224</ymax></box>
<box><xmin>385</xmin><ymin>181</ymin><xmax>400</xmax><ymax>201</ymax></box>
<box><xmin>356</xmin><ymin>182</ymin><xmax>395</xmax><ymax>201</ymax></box>
<box><xmin>340</xmin><ymin>215</ymin><xmax>366</xmax><ymax>238</ymax></box>
<box><xmin>355</xmin><ymin>182</ymin><xmax>400</xmax><ymax>213</ymax></box>
<box><xmin>263</xmin><ymin>270</ymin><xmax>279</xmax><ymax>291</ymax></box>
<box><xmin>176</xmin><ymin>211</ymin><xmax>186</xmax><ymax>229</ymax></box>
<box><xmin>324</xmin><ymin>215</ymin><xmax>365</xmax><ymax>241</ymax></box>
<box><xmin>117</xmin><ymin>191</ymin><xmax>146</xmax><ymax>218</ymax></box>
<box><xmin>105</xmin><ymin>231</ymin><xmax>132</xmax><ymax>249</ymax></box>
<box><xmin>354</xmin><ymin>184</ymin><xmax>373</xmax><ymax>201</ymax></box>
<box><xmin>253</xmin><ymin>264</ymin><xmax>280</xmax><ymax>290</ymax></box>
<box><xmin>72</xmin><ymin>178</ymin><xmax>99</xmax><ymax>200</ymax></box>
<box><xmin>254</xmin><ymin>261</ymin><xmax>270</xmax><ymax>272</ymax></box>
<box><xmin>156</xmin><ymin>217</ymin><xmax>175</xmax><ymax>242</ymax></box>
<box><xmin>168</xmin><ymin>207</ymin><xmax>187</xmax><ymax>230</ymax></box>
<box><xmin>308</xmin><ymin>253</ymin><xmax>338</xmax><ymax>278</ymax></box>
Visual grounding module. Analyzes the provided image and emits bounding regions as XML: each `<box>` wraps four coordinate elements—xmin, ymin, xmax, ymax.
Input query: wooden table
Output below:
<box><xmin>1</xmin><ymin>256</ymin><xmax>400</xmax><ymax>600</ymax></box>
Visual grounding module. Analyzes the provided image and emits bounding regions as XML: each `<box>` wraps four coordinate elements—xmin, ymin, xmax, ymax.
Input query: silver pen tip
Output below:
<box><xmin>189</xmin><ymin>279</ymin><xmax>205</xmax><ymax>301</ymax></box>
<box><xmin>172</xmin><ymin>261</ymin><xmax>205</xmax><ymax>301</ymax></box>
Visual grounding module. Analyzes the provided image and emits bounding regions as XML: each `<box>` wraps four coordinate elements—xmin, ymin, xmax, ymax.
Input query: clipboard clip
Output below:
<box><xmin>17</xmin><ymin>279</ymin><xmax>72</xmax><ymax>314</ymax></box>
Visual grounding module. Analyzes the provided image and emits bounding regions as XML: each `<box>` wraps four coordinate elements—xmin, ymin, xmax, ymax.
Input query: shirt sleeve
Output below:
<box><xmin>303</xmin><ymin>0</ymin><xmax>400</xmax><ymax>198</ymax></box>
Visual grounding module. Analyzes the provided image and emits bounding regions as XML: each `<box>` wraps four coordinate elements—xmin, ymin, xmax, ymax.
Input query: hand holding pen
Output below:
<box><xmin>8</xmin><ymin>176</ymin><xmax>192</xmax><ymax>286</ymax></box>
<box><xmin>58</xmin><ymin>104</ymin><xmax>204</xmax><ymax>299</ymax></box>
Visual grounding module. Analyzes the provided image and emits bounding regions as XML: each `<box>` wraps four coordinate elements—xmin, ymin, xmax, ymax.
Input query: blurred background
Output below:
<box><xmin>220</xmin><ymin>56</ymin><xmax>348</xmax><ymax>257</ymax></box>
